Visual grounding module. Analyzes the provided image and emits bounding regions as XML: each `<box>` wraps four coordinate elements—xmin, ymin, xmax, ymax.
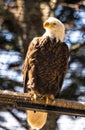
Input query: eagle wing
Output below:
<box><xmin>22</xmin><ymin>36</ymin><xmax>69</xmax><ymax>96</ymax></box>
<box><xmin>22</xmin><ymin>37</ymin><xmax>39</xmax><ymax>92</ymax></box>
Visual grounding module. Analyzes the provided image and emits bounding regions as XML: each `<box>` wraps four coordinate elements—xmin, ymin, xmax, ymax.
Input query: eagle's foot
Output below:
<box><xmin>45</xmin><ymin>95</ymin><xmax>55</xmax><ymax>104</ymax></box>
<box><xmin>46</xmin><ymin>96</ymin><xmax>49</xmax><ymax>104</ymax></box>
<box><xmin>29</xmin><ymin>90</ymin><xmax>37</xmax><ymax>101</ymax></box>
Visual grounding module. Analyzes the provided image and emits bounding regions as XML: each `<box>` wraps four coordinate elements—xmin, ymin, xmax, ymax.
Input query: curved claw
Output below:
<box><xmin>45</xmin><ymin>95</ymin><xmax>55</xmax><ymax>104</ymax></box>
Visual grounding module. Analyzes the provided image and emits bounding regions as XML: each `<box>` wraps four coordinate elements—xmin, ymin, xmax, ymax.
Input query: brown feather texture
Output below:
<box><xmin>22</xmin><ymin>17</ymin><xmax>69</xmax><ymax>130</ymax></box>
<box><xmin>23</xmin><ymin>36</ymin><xmax>69</xmax><ymax>97</ymax></box>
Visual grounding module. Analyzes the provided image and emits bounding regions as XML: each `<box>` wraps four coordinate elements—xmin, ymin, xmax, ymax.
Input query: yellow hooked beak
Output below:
<box><xmin>43</xmin><ymin>21</ymin><xmax>52</xmax><ymax>28</ymax></box>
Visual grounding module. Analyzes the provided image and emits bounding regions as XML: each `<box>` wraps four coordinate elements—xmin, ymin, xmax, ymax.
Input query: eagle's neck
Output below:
<box><xmin>43</xmin><ymin>29</ymin><xmax>57</xmax><ymax>39</ymax></box>
<box><xmin>43</xmin><ymin>28</ymin><xmax>64</xmax><ymax>42</ymax></box>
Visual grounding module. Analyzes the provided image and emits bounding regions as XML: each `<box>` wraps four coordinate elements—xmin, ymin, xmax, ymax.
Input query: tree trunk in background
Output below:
<box><xmin>3</xmin><ymin>0</ymin><xmax>57</xmax><ymax>57</ymax></box>
<box><xmin>42</xmin><ymin>112</ymin><xmax>57</xmax><ymax>130</ymax></box>
<box><xmin>14</xmin><ymin>0</ymin><xmax>56</xmax><ymax>130</ymax></box>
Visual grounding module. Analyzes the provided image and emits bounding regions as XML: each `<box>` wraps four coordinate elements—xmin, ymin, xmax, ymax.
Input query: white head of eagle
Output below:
<box><xmin>43</xmin><ymin>17</ymin><xmax>65</xmax><ymax>41</ymax></box>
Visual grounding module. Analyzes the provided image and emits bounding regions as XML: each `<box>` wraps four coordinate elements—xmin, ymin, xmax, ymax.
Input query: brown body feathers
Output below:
<box><xmin>22</xmin><ymin>36</ymin><xmax>69</xmax><ymax>97</ymax></box>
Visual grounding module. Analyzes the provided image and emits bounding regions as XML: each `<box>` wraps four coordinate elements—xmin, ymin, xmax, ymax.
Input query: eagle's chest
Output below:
<box><xmin>36</xmin><ymin>43</ymin><xmax>63</xmax><ymax>83</ymax></box>
<box><xmin>37</xmin><ymin>41</ymin><xmax>63</xmax><ymax>70</ymax></box>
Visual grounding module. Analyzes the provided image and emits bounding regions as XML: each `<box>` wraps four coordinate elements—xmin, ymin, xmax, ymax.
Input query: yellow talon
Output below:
<box><xmin>45</xmin><ymin>95</ymin><xmax>49</xmax><ymax>104</ymax></box>
<box><xmin>45</xmin><ymin>94</ymin><xmax>55</xmax><ymax>104</ymax></box>
<box><xmin>29</xmin><ymin>90</ymin><xmax>37</xmax><ymax>101</ymax></box>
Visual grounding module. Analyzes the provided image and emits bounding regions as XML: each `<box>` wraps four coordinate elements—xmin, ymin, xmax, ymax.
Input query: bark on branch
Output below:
<box><xmin>69</xmin><ymin>41</ymin><xmax>85</xmax><ymax>54</ymax></box>
<box><xmin>0</xmin><ymin>90</ymin><xmax>85</xmax><ymax>117</ymax></box>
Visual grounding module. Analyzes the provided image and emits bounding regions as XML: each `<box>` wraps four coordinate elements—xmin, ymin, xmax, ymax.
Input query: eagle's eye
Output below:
<box><xmin>53</xmin><ymin>22</ymin><xmax>56</xmax><ymax>25</ymax></box>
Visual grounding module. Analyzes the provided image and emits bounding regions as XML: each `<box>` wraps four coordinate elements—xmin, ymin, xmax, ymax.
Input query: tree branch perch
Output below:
<box><xmin>0</xmin><ymin>90</ymin><xmax>85</xmax><ymax>117</ymax></box>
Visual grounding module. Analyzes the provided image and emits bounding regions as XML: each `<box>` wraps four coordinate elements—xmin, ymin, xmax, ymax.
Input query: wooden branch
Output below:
<box><xmin>0</xmin><ymin>90</ymin><xmax>85</xmax><ymax>117</ymax></box>
<box><xmin>69</xmin><ymin>41</ymin><xmax>85</xmax><ymax>54</ymax></box>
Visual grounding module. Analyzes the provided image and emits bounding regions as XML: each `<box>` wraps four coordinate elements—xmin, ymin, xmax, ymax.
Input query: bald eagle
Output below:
<box><xmin>22</xmin><ymin>17</ymin><xmax>69</xmax><ymax>130</ymax></box>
